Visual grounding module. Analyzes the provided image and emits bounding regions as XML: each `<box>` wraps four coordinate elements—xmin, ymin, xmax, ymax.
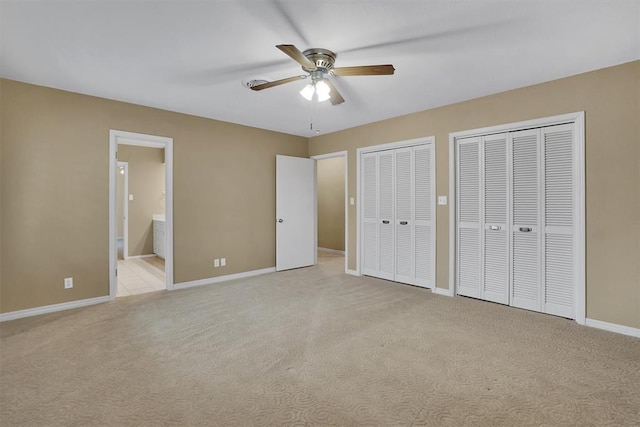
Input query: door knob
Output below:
<box><xmin>278</xmin><ymin>218</ymin><xmax>284</xmax><ymax>223</ymax></box>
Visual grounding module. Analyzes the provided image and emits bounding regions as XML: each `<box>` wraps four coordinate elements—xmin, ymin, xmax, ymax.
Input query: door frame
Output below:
<box><xmin>109</xmin><ymin>130</ymin><xmax>174</xmax><ymax>299</ymax></box>
<box><xmin>117</xmin><ymin>161</ymin><xmax>129</xmax><ymax>260</ymax></box>
<box><xmin>356</xmin><ymin>136</ymin><xmax>436</xmax><ymax>282</ymax></box>
<box><xmin>448</xmin><ymin>111</ymin><xmax>585</xmax><ymax>324</ymax></box>
<box><xmin>311</xmin><ymin>151</ymin><xmax>348</xmax><ymax>273</ymax></box>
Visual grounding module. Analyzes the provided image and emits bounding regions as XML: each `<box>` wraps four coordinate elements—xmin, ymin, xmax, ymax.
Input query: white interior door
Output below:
<box><xmin>276</xmin><ymin>155</ymin><xmax>317</xmax><ymax>271</ymax></box>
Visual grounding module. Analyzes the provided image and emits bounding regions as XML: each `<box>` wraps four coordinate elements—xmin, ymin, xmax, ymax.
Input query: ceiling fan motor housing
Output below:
<box><xmin>302</xmin><ymin>48</ymin><xmax>337</xmax><ymax>73</ymax></box>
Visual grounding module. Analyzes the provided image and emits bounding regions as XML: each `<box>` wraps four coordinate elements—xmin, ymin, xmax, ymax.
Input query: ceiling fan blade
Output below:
<box><xmin>250</xmin><ymin>75</ymin><xmax>307</xmax><ymax>91</ymax></box>
<box><xmin>324</xmin><ymin>79</ymin><xmax>345</xmax><ymax>105</ymax></box>
<box><xmin>276</xmin><ymin>44</ymin><xmax>317</xmax><ymax>70</ymax></box>
<box><xmin>332</xmin><ymin>65</ymin><xmax>395</xmax><ymax>76</ymax></box>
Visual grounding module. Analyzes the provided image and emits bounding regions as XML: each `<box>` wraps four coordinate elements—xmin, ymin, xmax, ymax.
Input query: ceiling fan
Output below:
<box><xmin>250</xmin><ymin>44</ymin><xmax>395</xmax><ymax>105</ymax></box>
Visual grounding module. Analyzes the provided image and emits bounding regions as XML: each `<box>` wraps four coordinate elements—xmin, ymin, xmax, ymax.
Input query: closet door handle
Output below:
<box><xmin>519</xmin><ymin>227</ymin><xmax>532</xmax><ymax>232</ymax></box>
<box><xmin>400</xmin><ymin>221</ymin><xmax>408</xmax><ymax>225</ymax></box>
<box><xmin>382</xmin><ymin>220</ymin><xmax>390</xmax><ymax>224</ymax></box>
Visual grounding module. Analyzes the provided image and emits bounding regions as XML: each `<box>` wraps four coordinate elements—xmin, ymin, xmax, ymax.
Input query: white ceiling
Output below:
<box><xmin>1</xmin><ymin>1</ymin><xmax>638</xmax><ymax>137</ymax></box>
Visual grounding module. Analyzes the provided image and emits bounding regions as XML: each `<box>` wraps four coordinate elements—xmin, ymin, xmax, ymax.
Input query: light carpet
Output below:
<box><xmin>1</xmin><ymin>253</ymin><xmax>639</xmax><ymax>426</ymax></box>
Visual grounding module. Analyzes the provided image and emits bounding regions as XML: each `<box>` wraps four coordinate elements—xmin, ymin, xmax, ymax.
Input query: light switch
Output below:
<box><xmin>129</xmin><ymin>194</ymin><xmax>134</xmax><ymax>201</ymax></box>
<box><xmin>350</xmin><ymin>197</ymin><xmax>355</xmax><ymax>206</ymax></box>
<box><xmin>438</xmin><ymin>196</ymin><xmax>447</xmax><ymax>205</ymax></box>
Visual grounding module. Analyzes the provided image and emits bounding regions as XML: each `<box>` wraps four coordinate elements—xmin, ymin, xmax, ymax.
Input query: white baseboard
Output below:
<box><xmin>173</xmin><ymin>267</ymin><xmax>276</xmax><ymax>290</ymax></box>
<box><xmin>433</xmin><ymin>286</ymin><xmax>454</xmax><ymax>297</ymax></box>
<box><xmin>0</xmin><ymin>296</ymin><xmax>111</xmax><ymax>322</ymax></box>
<box><xmin>586</xmin><ymin>318</ymin><xmax>640</xmax><ymax>338</ymax></box>
<box><xmin>125</xmin><ymin>254</ymin><xmax>156</xmax><ymax>260</ymax></box>
<box><xmin>345</xmin><ymin>269</ymin><xmax>359</xmax><ymax>276</ymax></box>
<box><xmin>318</xmin><ymin>247</ymin><xmax>346</xmax><ymax>255</ymax></box>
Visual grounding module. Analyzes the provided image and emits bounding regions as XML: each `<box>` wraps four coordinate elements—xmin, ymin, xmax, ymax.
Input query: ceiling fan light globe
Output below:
<box><xmin>315</xmin><ymin>80</ymin><xmax>330</xmax><ymax>96</ymax></box>
<box><xmin>299</xmin><ymin>84</ymin><xmax>315</xmax><ymax>101</ymax></box>
<box><xmin>317</xmin><ymin>91</ymin><xmax>331</xmax><ymax>102</ymax></box>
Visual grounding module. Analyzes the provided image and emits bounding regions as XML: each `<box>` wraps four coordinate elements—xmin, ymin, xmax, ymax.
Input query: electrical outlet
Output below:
<box><xmin>64</xmin><ymin>277</ymin><xmax>73</xmax><ymax>289</ymax></box>
<box><xmin>214</xmin><ymin>258</ymin><xmax>220</xmax><ymax>268</ymax></box>
<box><xmin>221</xmin><ymin>257</ymin><xmax>226</xmax><ymax>267</ymax></box>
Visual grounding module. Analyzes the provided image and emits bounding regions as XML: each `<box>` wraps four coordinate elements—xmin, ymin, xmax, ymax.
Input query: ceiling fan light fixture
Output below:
<box><xmin>299</xmin><ymin>83</ymin><xmax>315</xmax><ymax>101</ymax></box>
<box><xmin>315</xmin><ymin>80</ymin><xmax>331</xmax><ymax>102</ymax></box>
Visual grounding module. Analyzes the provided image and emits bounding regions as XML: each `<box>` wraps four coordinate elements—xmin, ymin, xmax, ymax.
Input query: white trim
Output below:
<box><xmin>311</xmin><ymin>150</ymin><xmax>349</xmax><ymax>274</ymax></box>
<box><xmin>356</xmin><ymin>136</ymin><xmax>436</xmax><ymax>280</ymax></box>
<box><xmin>432</xmin><ymin>286</ymin><xmax>455</xmax><ymax>297</ymax></box>
<box><xmin>449</xmin><ymin>112</ymin><xmax>583</xmax><ymax>140</ymax></box>
<box><xmin>586</xmin><ymin>318</ymin><xmax>640</xmax><ymax>338</ymax></box>
<box><xmin>173</xmin><ymin>267</ymin><xmax>276</xmax><ymax>290</ymax></box>
<box><xmin>125</xmin><ymin>254</ymin><xmax>156</xmax><ymax>259</ymax></box>
<box><xmin>345</xmin><ymin>269</ymin><xmax>359</xmax><ymax>276</ymax></box>
<box><xmin>318</xmin><ymin>247</ymin><xmax>345</xmax><ymax>255</ymax></box>
<box><xmin>448</xmin><ymin>136</ymin><xmax>456</xmax><ymax>296</ymax></box>
<box><xmin>110</xmin><ymin>130</ymin><xmax>174</xmax><ymax>301</ymax></box>
<box><xmin>573</xmin><ymin>112</ymin><xmax>586</xmax><ymax>325</ymax></box>
<box><xmin>0</xmin><ymin>296</ymin><xmax>110</xmax><ymax>322</ymax></box>
<box><xmin>312</xmin><ymin>151</ymin><xmax>347</xmax><ymax>161</ymax></box>
<box><xmin>448</xmin><ymin>112</ymin><xmax>586</xmax><ymax>324</ymax></box>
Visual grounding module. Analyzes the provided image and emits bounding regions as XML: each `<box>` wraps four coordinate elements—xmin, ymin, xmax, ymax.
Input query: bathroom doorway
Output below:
<box><xmin>109</xmin><ymin>130</ymin><xmax>174</xmax><ymax>299</ymax></box>
<box><xmin>312</xmin><ymin>151</ymin><xmax>348</xmax><ymax>273</ymax></box>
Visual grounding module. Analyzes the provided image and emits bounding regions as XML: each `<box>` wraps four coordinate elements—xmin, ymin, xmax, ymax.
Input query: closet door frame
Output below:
<box><xmin>356</xmin><ymin>136</ymin><xmax>436</xmax><ymax>288</ymax></box>
<box><xmin>448</xmin><ymin>112</ymin><xmax>585</xmax><ymax>324</ymax></box>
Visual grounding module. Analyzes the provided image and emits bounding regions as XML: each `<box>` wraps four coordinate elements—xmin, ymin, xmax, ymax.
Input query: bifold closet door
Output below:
<box><xmin>510</xmin><ymin>128</ymin><xmax>542</xmax><ymax>311</ymax></box>
<box><xmin>456</xmin><ymin>137</ymin><xmax>481</xmax><ymax>298</ymax></box>
<box><xmin>394</xmin><ymin>148</ymin><xmax>413</xmax><ymax>284</ymax></box>
<box><xmin>361</xmin><ymin>144</ymin><xmax>434</xmax><ymax>287</ymax></box>
<box><xmin>378</xmin><ymin>151</ymin><xmax>395</xmax><ymax>281</ymax></box>
<box><xmin>542</xmin><ymin>124</ymin><xmax>575</xmax><ymax>318</ymax></box>
<box><xmin>362</xmin><ymin>152</ymin><xmax>378</xmax><ymax>277</ymax></box>
<box><xmin>361</xmin><ymin>150</ymin><xmax>395</xmax><ymax>281</ymax></box>
<box><xmin>414</xmin><ymin>145</ymin><xmax>434</xmax><ymax>288</ymax></box>
<box><xmin>482</xmin><ymin>134</ymin><xmax>509</xmax><ymax>304</ymax></box>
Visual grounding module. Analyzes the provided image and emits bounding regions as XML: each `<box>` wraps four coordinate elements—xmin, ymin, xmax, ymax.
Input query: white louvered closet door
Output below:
<box><xmin>542</xmin><ymin>124</ymin><xmax>575</xmax><ymax>318</ymax></box>
<box><xmin>482</xmin><ymin>134</ymin><xmax>509</xmax><ymax>304</ymax></box>
<box><xmin>394</xmin><ymin>148</ymin><xmax>414</xmax><ymax>284</ymax></box>
<box><xmin>377</xmin><ymin>151</ymin><xmax>395</xmax><ymax>281</ymax></box>
<box><xmin>457</xmin><ymin>137</ymin><xmax>482</xmax><ymax>298</ymax></box>
<box><xmin>414</xmin><ymin>145</ymin><xmax>434</xmax><ymax>288</ymax></box>
<box><xmin>361</xmin><ymin>153</ymin><xmax>378</xmax><ymax>277</ymax></box>
<box><xmin>510</xmin><ymin>129</ymin><xmax>541</xmax><ymax>312</ymax></box>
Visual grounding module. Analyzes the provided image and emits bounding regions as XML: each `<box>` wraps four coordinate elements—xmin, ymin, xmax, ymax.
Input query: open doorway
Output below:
<box><xmin>109</xmin><ymin>130</ymin><xmax>173</xmax><ymax>300</ymax></box>
<box><xmin>312</xmin><ymin>151</ymin><xmax>348</xmax><ymax>272</ymax></box>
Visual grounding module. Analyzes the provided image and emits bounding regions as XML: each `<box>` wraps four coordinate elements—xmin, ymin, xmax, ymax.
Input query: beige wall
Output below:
<box><xmin>309</xmin><ymin>61</ymin><xmax>640</xmax><ymax>330</ymax></box>
<box><xmin>1</xmin><ymin>61</ymin><xmax>638</xmax><ymax>330</ymax></box>
<box><xmin>0</xmin><ymin>79</ymin><xmax>307</xmax><ymax>313</ymax></box>
<box><xmin>317</xmin><ymin>157</ymin><xmax>345</xmax><ymax>251</ymax></box>
<box><xmin>117</xmin><ymin>146</ymin><xmax>165</xmax><ymax>256</ymax></box>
